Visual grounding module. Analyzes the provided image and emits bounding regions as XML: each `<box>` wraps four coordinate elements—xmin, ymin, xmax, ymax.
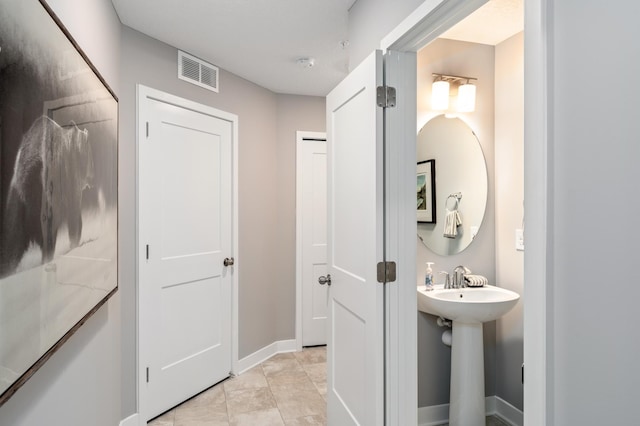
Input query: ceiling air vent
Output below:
<box><xmin>178</xmin><ymin>50</ymin><xmax>219</xmax><ymax>93</ymax></box>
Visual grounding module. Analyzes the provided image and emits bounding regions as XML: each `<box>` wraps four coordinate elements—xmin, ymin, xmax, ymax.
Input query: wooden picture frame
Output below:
<box><xmin>0</xmin><ymin>0</ymin><xmax>119</xmax><ymax>406</ymax></box>
<box><xmin>417</xmin><ymin>159</ymin><xmax>436</xmax><ymax>223</ymax></box>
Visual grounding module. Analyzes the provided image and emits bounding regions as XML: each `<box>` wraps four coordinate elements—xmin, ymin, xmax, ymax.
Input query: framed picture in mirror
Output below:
<box><xmin>417</xmin><ymin>159</ymin><xmax>436</xmax><ymax>223</ymax></box>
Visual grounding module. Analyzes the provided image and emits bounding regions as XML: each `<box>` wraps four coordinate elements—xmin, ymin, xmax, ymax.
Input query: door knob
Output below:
<box><xmin>318</xmin><ymin>274</ymin><xmax>331</xmax><ymax>286</ymax></box>
<box><xmin>224</xmin><ymin>257</ymin><xmax>235</xmax><ymax>267</ymax></box>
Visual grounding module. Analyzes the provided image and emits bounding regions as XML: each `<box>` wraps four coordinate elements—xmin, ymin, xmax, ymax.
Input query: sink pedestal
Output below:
<box><xmin>450</xmin><ymin>321</ymin><xmax>485</xmax><ymax>426</ymax></box>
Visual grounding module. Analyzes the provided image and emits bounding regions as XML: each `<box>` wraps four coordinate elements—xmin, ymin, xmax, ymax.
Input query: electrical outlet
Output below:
<box><xmin>515</xmin><ymin>229</ymin><xmax>524</xmax><ymax>251</ymax></box>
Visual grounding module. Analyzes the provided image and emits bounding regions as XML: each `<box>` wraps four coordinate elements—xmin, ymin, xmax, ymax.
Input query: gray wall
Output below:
<box><xmin>495</xmin><ymin>32</ymin><xmax>524</xmax><ymax>411</ymax></box>
<box><xmin>548</xmin><ymin>2</ymin><xmax>640</xmax><ymax>424</ymax></box>
<box><xmin>347</xmin><ymin>0</ymin><xmax>424</xmax><ymax>70</ymax></box>
<box><xmin>416</xmin><ymin>38</ymin><xmax>496</xmax><ymax>407</ymax></box>
<box><xmin>0</xmin><ymin>0</ymin><xmax>122</xmax><ymax>425</ymax></box>
<box><xmin>119</xmin><ymin>27</ymin><xmax>326</xmax><ymax>417</ymax></box>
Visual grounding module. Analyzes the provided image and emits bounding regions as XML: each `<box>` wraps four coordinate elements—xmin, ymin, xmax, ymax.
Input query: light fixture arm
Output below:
<box><xmin>432</xmin><ymin>73</ymin><xmax>477</xmax><ymax>84</ymax></box>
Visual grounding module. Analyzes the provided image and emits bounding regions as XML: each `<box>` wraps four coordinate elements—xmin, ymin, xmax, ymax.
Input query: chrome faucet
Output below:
<box><xmin>440</xmin><ymin>271</ymin><xmax>451</xmax><ymax>289</ymax></box>
<box><xmin>452</xmin><ymin>265</ymin><xmax>471</xmax><ymax>288</ymax></box>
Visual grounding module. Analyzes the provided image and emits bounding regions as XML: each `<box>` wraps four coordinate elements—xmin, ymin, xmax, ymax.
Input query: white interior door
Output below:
<box><xmin>297</xmin><ymin>132</ymin><xmax>328</xmax><ymax>347</ymax></box>
<box><xmin>326</xmin><ymin>50</ymin><xmax>385</xmax><ymax>425</ymax></box>
<box><xmin>139</xmin><ymin>87</ymin><xmax>236</xmax><ymax>420</ymax></box>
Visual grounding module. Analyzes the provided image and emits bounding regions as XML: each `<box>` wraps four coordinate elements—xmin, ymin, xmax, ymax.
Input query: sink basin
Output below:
<box><xmin>418</xmin><ymin>284</ymin><xmax>520</xmax><ymax>324</ymax></box>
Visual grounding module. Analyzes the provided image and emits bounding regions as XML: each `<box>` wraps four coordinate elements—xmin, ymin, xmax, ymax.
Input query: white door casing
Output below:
<box><xmin>137</xmin><ymin>85</ymin><xmax>238</xmax><ymax>421</ymax></box>
<box><xmin>326</xmin><ymin>50</ymin><xmax>385</xmax><ymax>426</ymax></box>
<box><xmin>295</xmin><ymin>132</ymin><xmax>328</xmax><ymax>348</ymax></box>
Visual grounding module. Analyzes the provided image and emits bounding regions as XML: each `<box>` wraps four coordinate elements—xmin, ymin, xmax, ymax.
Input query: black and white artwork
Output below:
<box><xmin>0</xmin><ymin>0</ymin><xmax>118</xmax><ymax>405</ymax></box>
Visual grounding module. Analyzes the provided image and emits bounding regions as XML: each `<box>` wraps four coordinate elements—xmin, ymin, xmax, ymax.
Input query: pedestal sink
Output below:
<box><xmin>417</xmin><ymin>284</ymin><xmax>520</xmax><ymax>426</ymax></box>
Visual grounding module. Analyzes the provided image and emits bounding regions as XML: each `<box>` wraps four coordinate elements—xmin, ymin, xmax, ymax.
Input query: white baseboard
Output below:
<box><xmin>418</xmin><ymin>396</ymin><xmax>523</xmax><ymax>426</ymax></box>
<box><xmin>119</xmin><ymin>413</ymin><xmax>139</xmax><ymax>426</ymax></box>
<box><xmin>237</xmin><ymin>339</ymin><xmax>297</xmax><ymax>374</ymax></box>
<box><xmin>493</xmin><ymin>396</ymin><xmax>523</xmax><ymax>426</ymax></box>
<box><xmin>417</xmin><ymin>402</ymin><xmax>450</xmax><ymax>425</ymax></box>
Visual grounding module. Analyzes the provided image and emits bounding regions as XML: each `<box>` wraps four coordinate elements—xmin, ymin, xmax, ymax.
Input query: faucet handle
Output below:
<box><xmin>440</xmin><ymin>271</ymin><xmax>451</xmax><ymax>289</ymax></box>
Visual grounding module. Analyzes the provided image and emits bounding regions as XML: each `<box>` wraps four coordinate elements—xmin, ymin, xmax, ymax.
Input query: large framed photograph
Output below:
<box><xmin>0</xmin><ymin>0</ymin><xmax>118</xmax><ymax>405</ymax></box>
<box><xmin>417</xmin><ymin>159</ymin><xmax>436</xmax><ymax>223</ymax></box>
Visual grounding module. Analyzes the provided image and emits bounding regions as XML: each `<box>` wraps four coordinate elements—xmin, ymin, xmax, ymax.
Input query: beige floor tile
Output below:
<box><xmin>262</xmin><ymin>352</ymin><xmax>296</xmax><ymax>363</ymax></box>
<box><xmin>229</xmin><ymin>407</ymin><xmax>285</xmax><ymax>426</ymax></box>
<box><xmin>302</xmin><ymin>363</ymin><xmax>326</xmax><ymax>396</ymax></box>
<box><xmin>174</xmin><ymin>385</ymin><xmax>228</xmax><ymax>426</ymax></box>
<box><xmin>283</xmin><ymin>414</ymin><xmax>326</xmax><ymax>425</ymax></box>
<box><xmin>441</xmin><ymin>415</ymin><xmax>508</xmax><ymax>426</ymax></box>
<box><xmin>266</xmin><ymin>369</ymin><xmax>317</xmax><ymax>389</ymax></box>
<box><xmin>155</xmin><ymin>348</ymin><xmax>327</xmax><ymax>426</ymax></box>
<box><xmin>262</xmin><ymin>358</ymin><xmax>304</xmax><ymax>378</ymax></box>
<box><xmin>225</xmin><ymin>387</ymin><xmax>277</xmax><ymax>417</ymax></box>
<box><xmin>293</xmin><ymin>347</ymin><xmax>326</xmax><ymax>365</ymax></box>
<box><xmin>302</xmin><ymin>363</ymin><xmax>326</xmax><ymax>385</ymax></box>
<box><xmin>148</xmin><ymin>409</ymin><xmax>175</xmax><ymax>426</ymax></box>
<box><xmin>271</xmin><ymin>387</ymin><xmax>326</xmax><ymax>420</ymax></box>
<box><xmin>224</xmin><ymin>366</ymin><xmax>268</xmax><ymax>392</ymax></box>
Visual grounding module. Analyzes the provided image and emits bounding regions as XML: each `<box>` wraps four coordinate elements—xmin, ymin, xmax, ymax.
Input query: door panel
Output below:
<box><xmin>300</xmin><ymin>137</ymin><xmax>328</xmax><ymax>346</ymax></box>
<box><xmin>326</xmin><ymin>50</ymin><xmax>384</xmax><ymax>426</ymax></box>
<box><xmin>140</xmin><ymin>94</ymin><xmax>233</xmax><ymax>420</ymax></box>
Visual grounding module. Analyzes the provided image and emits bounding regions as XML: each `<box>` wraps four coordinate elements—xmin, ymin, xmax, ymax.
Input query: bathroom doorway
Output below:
<box><xmin>414</xmin><ymin>9</ymin><xmax>525</xmax><ymax>424</ymax></box>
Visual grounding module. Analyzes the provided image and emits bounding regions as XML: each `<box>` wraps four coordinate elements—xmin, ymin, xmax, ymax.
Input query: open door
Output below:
<box><xmin>325</xmin><ymin>50</ymin><xmax>385</xmax><ymax>425</ymax></box>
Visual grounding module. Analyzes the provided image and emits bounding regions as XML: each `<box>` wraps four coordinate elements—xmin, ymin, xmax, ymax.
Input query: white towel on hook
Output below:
<box><xmin>443</xmin><ymin>208</ymin><xmax>462</xmax><ymax>238</ymax></box>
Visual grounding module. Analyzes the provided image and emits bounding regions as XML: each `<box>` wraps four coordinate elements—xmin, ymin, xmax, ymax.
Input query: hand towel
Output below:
<box><xmin>464</xmin><ymin>274</ymin><xmax>488</xmax><ymax>287</ymax></box>
<box><xmin>443</xmin><ymin>209</ymin><xmax>462</xmax><ymax>238</ymax></box>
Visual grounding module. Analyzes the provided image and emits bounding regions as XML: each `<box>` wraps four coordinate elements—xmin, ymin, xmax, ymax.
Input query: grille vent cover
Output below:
<box><xmin>178</xmin><ymin>50</ymin><xmax>219</xmax><ymax>92</ymax></box>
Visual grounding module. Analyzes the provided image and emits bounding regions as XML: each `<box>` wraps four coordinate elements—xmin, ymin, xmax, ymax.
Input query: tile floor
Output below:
<box><xmin>148</xmin><ymin>346</ymin><xmax>327</xmax><ymax>426</ymax></box>
<box><xmin>148</xmin><ymin>345</ymin><xmax>511</xmax><ymax>426</ymax></box>
<box><xmin>441</xmin><ymin>416</ymin><xmax>510</xmax><ymax>426</ymax></box>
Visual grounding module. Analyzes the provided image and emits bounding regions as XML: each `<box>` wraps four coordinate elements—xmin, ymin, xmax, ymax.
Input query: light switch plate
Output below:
<box><xmin>515</xmin><ymin>229</ymin><xmax>524</xmax><ymax>251</ymax></box>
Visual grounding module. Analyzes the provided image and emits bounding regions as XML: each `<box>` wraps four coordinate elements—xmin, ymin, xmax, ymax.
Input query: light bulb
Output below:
<box><xmin>457</xmin><ymin>83</ymin><xmax>476</xmax><ymax>112</ymax></box>
<box><xmin>431</xmin><ymin>80</ymin><xmax>450</xmax><ymax>111</ymax></box>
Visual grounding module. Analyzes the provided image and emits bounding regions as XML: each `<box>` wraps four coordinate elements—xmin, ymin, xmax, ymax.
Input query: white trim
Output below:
<box><xmin>523</xmin><ymin>0</ymin><xmax>550</xmax><ymax>424</ymax></box>
<box><xmin>494</xmin><ymin>396</ymin><xmax>524</xmax><ymax>426</ymax></box>
<box><xmin>136</xmin><ymin>85</ymin><xmax>239</xmax><ymax>422</ymax></box>
<box><xmin>383</xmin><ymin>50</ymin><xmax>417</xmax><ymax>426</ymax></box>
<box><xmin>417</xmin><ymin>403</ymin><xmax>450</xmax><ymax>426</ymax></box>
<box><xmin>231</xmin><ymin>98</ymin><xmax>240</xmax><ymax>376</ymax></box>
<box><xmin>381</xmin><ymin>0</ymin><xmax>488</xmax><ymax>53</ymax></box>
<box><xmin>417</xmin><ymin>396</ymin><xmax>523</xmax><ymax>426</ymax></box>
<box><xmin>295</xmin><ymin>131</ymin><xmax>327</xmax><ymax>352</ymax></box>
<box><xmin>119</xmin><ymin>413</ymin><xmax>140</xmax><ymax>426</ymax></box>
<box><xmin>236</xmin><ymin>339</ymin><xmax>297</xmax><ymax>374</ymax></box>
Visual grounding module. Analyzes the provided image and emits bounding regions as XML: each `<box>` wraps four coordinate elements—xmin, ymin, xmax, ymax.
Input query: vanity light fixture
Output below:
<box><xmin>432</xmin><ymin>73</ymin><xmax>478</xmax><ymax>113</ymax></box>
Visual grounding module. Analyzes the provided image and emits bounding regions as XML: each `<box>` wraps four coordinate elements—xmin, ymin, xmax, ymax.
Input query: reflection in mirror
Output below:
<box><xmin>417</xmin><ymin>115</ymin><xmax>488</xmax><ymax>256</ymax></box>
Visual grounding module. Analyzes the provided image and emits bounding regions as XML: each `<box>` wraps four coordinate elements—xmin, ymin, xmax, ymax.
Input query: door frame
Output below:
<box><xmin>379</xmin><ymin>0</ymin><xmax>550</xmax><ymax>424</ymax></box>
<box><xmin>135</xmin><ymin>84</ymin><xmax>239</xmax><ymax>423</ymax></box>
<box><xmin>295</xmin><ymin>130</ymin><xmax>327</xmax><ymax>352</ymax></box>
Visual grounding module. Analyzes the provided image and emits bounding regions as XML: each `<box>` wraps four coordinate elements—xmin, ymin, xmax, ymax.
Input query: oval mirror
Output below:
<box><xmin>417</xmin><ymin>115</ymin><xmax>488</xmax><ymax>255</ymax></box>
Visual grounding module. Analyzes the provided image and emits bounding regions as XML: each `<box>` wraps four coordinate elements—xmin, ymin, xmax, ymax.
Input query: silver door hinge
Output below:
<box><xmin>377</xmin><ymin>261</ymin><xmax>397</xmax><ymax>283</ymax></box>
<box><xmin>377</xmin><ymin>86</ymin><xmax>396</xmax><ymax>108</ymax></box>
<box><xmin>146</xmin><ymin>367</ymin><xmax>149</xmax><ymax>383</ymax></box>
<box><xmin>146</xmin><ymin>122</ymin><xmax>149</xmax><ymax>137</ymax></box>
<box><xmin>146</xmin><ymin>244</ymin><xmax>149</xmax><ymax>260</ymax></box>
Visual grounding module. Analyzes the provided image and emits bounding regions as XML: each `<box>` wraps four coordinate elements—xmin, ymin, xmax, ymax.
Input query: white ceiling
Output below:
<box><xmin>111</xmin><ymin>0</ymin><xmax>355</xmax><ymax>96</ymax></box>
<box><xmin>111</xmin><ymin>0</ymin><xmax>522</xmax><ymax>97</ymax></box>
<box><xmin>440</xmin><ymin>0</ymin><xmax>523</xmax><ymax>46</ymax></box>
